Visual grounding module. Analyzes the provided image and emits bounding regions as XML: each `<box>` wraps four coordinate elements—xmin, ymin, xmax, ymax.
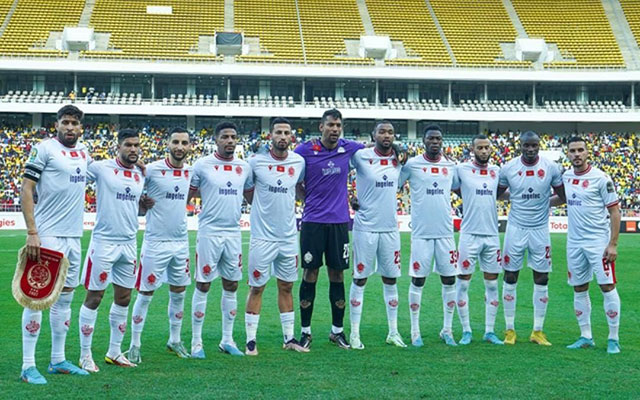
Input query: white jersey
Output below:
<box><xmin>400</xmin><ymin>154</ymin><xmax>457</xmax><ymax>239</ymax></box>
<box><xmin>564</xmin><ymin>165</ymin><xmax>619</xmax><ymax>245</ymax></box>
<box><xmin>452</xmin><ymin>161</ymin><xmax>500</xmax><ymax>236</ymax></box>
<box><xmin>190</xmin><ymin>153</ymin><xmax>252</xmax><ymax>236</ymax></box>
<box><xmin>88</xmin><ymin>159</ymin><xmax>145</xmax><ymax>242</ymax></box>
<box><xmin>248</xmin><ymin>150</ymin><xmax>305</xmax><ymax>241</ymax></box>
<box><xmin>352</xmin><ymin>147</ymin><xmax>402</xmax><ymax>232</ymax></box>
<box><xmin>498</xmin><ymin>155</ymin><xmax>563</xmax><ymax>229</ymax></box>
<box><xmin>24</xmin><ymin>138</ymin><xmax>89</xmax><ymax>237</ymax></box>
<box><xmin>143</xmin><ymin>158</ymin><xmax>192</xmax><ymax>242</ymax></box>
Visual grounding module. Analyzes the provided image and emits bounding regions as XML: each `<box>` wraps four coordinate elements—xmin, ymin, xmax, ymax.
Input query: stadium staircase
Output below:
<box><xmin>423</xmin><ymin>0</ymin><xmax>457</xmax><ymax>65</ymax></box>
<box><xmin>78</xmin><ymin>0</ymin><xmax>96</xmax><ymax>27</ymax></box>
<box><xmin>355</xmin><ymin>0</ymin><xmax>375</xmax><ymax>36</ymax></box>
<box><xmin>501</xmin><ymin>0</ymin><xmax>528</xmax><ymax>38</ymax></box>
<box><xmin>224</xmin><ymin>0</ymin><xmax>233</xmax><ymax>31</ymax></box>
<box><xmin>0</xmin><ymin>0</ymin><xmax>17</xmax><ymax>38</ymax></box>
<box><xmin>613</xmin><ymin>0</ymin><xmax>640</xmax><ymax>68</ymax></box>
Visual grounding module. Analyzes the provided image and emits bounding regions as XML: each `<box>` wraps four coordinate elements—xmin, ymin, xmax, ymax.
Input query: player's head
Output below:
<box><xmin>168</xmin><ymin>127</ymin><xmax>191</xmax><ymax>163</ymax></box>
<box><xmin>371</xmin><ymin>120</ymin><xmax>394</xmax><ymax>153</ymax></box>
<box><xmin>567</xmin><ymin>136</ymin><xmax>588</xmax><ymax>170</ymax></box>
<box><xmin>519</xmin><ymin>131</ymin><xmax>540</xmax><ymax>162</ymax></box>
<box><xmin>117</xmin><ymin>128</ymin><xmax>140</xmax><ymax>166</ymax></box>
<box><xmin>55</xmin><ymin>105</ymin><xmax>84</xmax><ymax>147</ymax></box>
<box><xmin>270</xmin><ymin>117</ymin><xmax>293</xmax><ymax>152</ymax></box>
<box><xmin>214</xmin><ymin>121</ymin><xmax>238</xmax><ymax>158</ymax></box>
<box><xmin>319</xmin><ymin>108</ymin><xmax>342</xmax><ymax>146</ymax></box>
<box><xmin>423</xmin><ymin>124</ymin><xmax>443</xmax><ymax>157</ymax></box>
<box><xmin>471</xmin><ymin>134</ymin><xmax>492</xmax><ymax>165</ymax></box>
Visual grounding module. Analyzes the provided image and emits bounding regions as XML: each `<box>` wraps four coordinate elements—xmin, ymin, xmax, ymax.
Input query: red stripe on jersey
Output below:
<box><xmin>84</xmin><ymin>257</ymin><xmax>93</xmax><ymax>290</ymax></box>
<box><xmin>611</xmin><ymin>261</ymin><xmax>617</xmax><ymax>284</ymax></box>
<box><xmin>574</xmin><ymin>165</ymin><xmax>592</xmax><ymax>176</ymax></box>
<box><xmin>606</xmin><ymin>201</ymin><xmax>619</xmax><ymax>209</ymax></box>
<box><xmin>135</xmin><ymin>259</ymin><xmax>144</xmax><ymax>290</ymax></box>
<box><xmin>189</xmin><ymin>185</ymin><xmax>198</xmax><ymax>191</ymax></box>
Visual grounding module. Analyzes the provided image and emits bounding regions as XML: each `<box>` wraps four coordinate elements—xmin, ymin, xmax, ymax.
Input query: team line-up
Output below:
<box><xmin>17</xmin><ymin>105</ymin><xmax>622</xmax><ymax>385</ymax></box>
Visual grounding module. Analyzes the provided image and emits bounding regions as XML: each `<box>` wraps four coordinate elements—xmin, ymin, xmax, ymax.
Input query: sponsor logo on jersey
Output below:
<box><xmin>521</xmin><ymin>187</ymin><xmax>541</xmax><ymax>200</ymax></box>
<box><xmin>303</xmin><ymin>252</ymin><xmax>313</xmax><ymax>264</ymax></box>
<box><xmin>568</xmin><ymin>193</ymin><xmax>582</xmax><ymax>206</ymax></box>
<box><xmin>116</xmin><ymin>186</ymin><xmax>138</xmax><ymax>201</ymax></box>
<box><xmin>219</xmin><ymin>181</ymin><xmax>238</xmax><ymax>196</ymax></box>
<box><xmin>475</xmin><ymin>182</ymin><xmax>493</xmax><ymax>196</ymax></box>
<box><xmin>69</xmin><ymin>167</ymin><xmax>85</xmax><ymax>183</ymax></box>
<box><xmin>480</xmin><ymin>169</ymin><xmax>488</xmax><ymax>176</ymax></box>
<box><xmin>166</xmin><ymin>185</ymin><xmax>186</xmax><ymax>200</ymax></box>
<box><xmin>375</xmin><ymin>174</ymin><xmax>395</xmax><ymax>188</ymax></box>
<box><xmin>426</xmin><ymin>181</ymin><xmax>445</xmax><ymax>195</ymax></box>
<box><xmin>322</xmin><ymin>161</ymin><xmax>341</xmax><ymax>176</ymax></box>
<box><xmin>431</xmin><ymin>167</ymin><xmax>439</xmax><ymax>174</ymax></box>
<box><xmin>124</xmin><ymin>170</ymin><xmax>132</xmax><ymax>178</ymax></box>
<box><xmin>337</xmin><ymin>146</ymin><xmax>345</xmax><ymax>153</ymax></box>
<box><xmin>70</xmin><ymin>151</ymin><xmax>78</xmax><ymax>158</ymax></box>
<box><xmin>268</xmin><ymin>179</ymin><xmax>289</xmax><ymax>194</ymax></box>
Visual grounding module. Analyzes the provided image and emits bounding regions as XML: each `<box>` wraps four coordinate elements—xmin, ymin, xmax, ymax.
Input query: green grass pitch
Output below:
<box><xmin>0</xmin><ymin>231</ymin><xmax>639</xmax><ymax>398</ymax></box>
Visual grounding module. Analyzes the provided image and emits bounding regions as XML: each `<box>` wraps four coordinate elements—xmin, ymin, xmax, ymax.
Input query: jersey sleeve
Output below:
<box><xmin>498</xmin><ymin>163</ymin><xmax>509</xmax><ymax>188</ymax></box>
<box><xmin>243</xmin><ymin>162</ymin><xmax>254</xmax><ymax>191</ymax></box>
<box><xmin>551</xmin><ymin>162</ymin><xmax>563</xmax><ymax>187</ymax></box>
<box><xmin>297</xmin><ymin>160</ymin><xmax>306</xmax><ymax>183</ymax></box>
<box><xmin>24</xmin><ymin>142</ymin><xmax>49</xmax><ymax>182</ymax></box>
<box><xmin>398</xmin><ymin>161</ymin><xmax>411</xmax><ymax>188</ymax></box>
<box><xmin>451</xmin><ymin>164</ymin><xmax>461</xmax><ymax>191</ymax></box>
<box><xmin>86</xmin><ymin>160</ymin><xmax>101</xmax><ymax>182</ymax></box>
<box><xmin>600</xmin><ymin>175</ymin><xmax>619</xmax><ymax>208</ymax></box>
<box><xmin>189</xmin><ymin>160</ymin><xmax>201</xmax><ymax>190</ymax></box>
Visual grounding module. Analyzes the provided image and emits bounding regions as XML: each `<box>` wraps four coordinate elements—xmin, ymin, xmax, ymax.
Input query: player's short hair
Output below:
<box><xmin>169</xmin><ymin>127</ymin><xmax>190</xmax><ymax>141</ymax></box>
<box><xmin>214</xmin><ymin>121</ymin><xmax>238</xmax><ymax>137</ymax></box>
<box><xmin>56</xmin><ymin>105</ymin><xmax>83</xmax><ymax>121</ymax></box>
<box><xmin>117</xmin><ymin>128</ymin><xmax>139</xmax><ymax>144</ymax></box>
<box><xmin>567</xmin><ymin>135</ymin><xmax>586</xmax><ymax>146</ymax></box>
<box><xmin>373</xmin><ymin>120</ymin><xmax>394</xmax><ymax>133</ymax></box>
<box><xmin>423</xmin><ymin>124</ymin><xmax>442</xmax><ymax>138</ymax></box>
<box><xmin>519</xmin><ymin>130</ymin><xmax>540</xmax><ymax>142</ymax></box>
<box><xmin>270</xmin><ymin>117</ymin><xmax>292</xmax><ymax>132</ymax></box>
<box><xmin>321</xmin><ymin>108</ymin><xmax>342</xmax><ymax>123</ymax></box>
<box><xmin>471</xmin><ymin>134</ymin><xmax>489</xmax><ymax>147</ymax></box>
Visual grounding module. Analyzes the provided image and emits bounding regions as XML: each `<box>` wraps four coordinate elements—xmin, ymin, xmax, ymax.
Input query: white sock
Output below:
<box><xmin>331</xmin><ymin>325</ymin><xmax>343</xmax><ymax>334</ymax></box>
<box><xmin>349</xmin><ymin>282</ymin><xmax>365</xmax><ymax>337</ymax></box>
<box><xmin>50</xmin><ymin>291</ymin><xmax>73</xmax><ymax>364</ymax></box>
<box><xmin>456</xmin><ymin>279</ymin><xmax>471</xmax><ymax>333</ymax></box>
<box><xmin>442</xmin><ymin>283</ymin><xmax>456</xmax><ymax>334</ymax></box>
<box><xmin>301</xmin><ymin>326</ymin><xmax>311</xmax><ymax>335</ymax></box>
<box><xmin>603</xmin><ymin>288</ymin><xmax>621</xmax><ymax>341</ymax></box>
<box><xmin>484</xmin><ymin>279</ymin><xmax>499</xmax><ymax>334</ymax></box>
<box><xmin>130</xmin><ymin>293</ymin><xmax>153</xmax><ymax>347</ymax></box>
<box><xmin>245</xmin><ymin>313</ymin><xmax>260</xmax><ymax>343</ymax></box>
<box><xmin>503</xmin><ymin>282</ymin><xmax>517</xmax><ymax>330</ymax></box>
<box><xmin>573</xmin><ymin>291</ymin><xmax>592</xmax><ymax>339</ymax></box>
<box><xmin>168</xmin><ymin>291</ymin><xmax>186</xmax><ymax>343</ymax></box>
<box><xmin>107</xmin><ymin>303</ymin><xmax>129</xmax><ymax>358</ymax></box>
<box><xmin>22</xmin><ymin>308</ymin><xmax>42</xmax><ymax>370</ymax></box>
<box><xmin>533</xmin><ymin>284</ymin><xmax>549</xmax><ymax>331</ymax></box>
<box><xmin>79</xmin><ymin>305</ymin><xmax>98</xmax><ymax>359</ymax></box>
<box><xmin>191</xmin><ymin>288</ymin><xmax>208</xmax><ymax>348</ymax></box>
<box><xmin>221</xmin><ymin>290</ymin><xmax>237</xmax><ymax>344</ymax></box>
<box><xmin>409</xmin><ymin>283</ymin><xmax>423</xmax><ymax>337</ymax></box>
<box><xmin>280</xmin><ymin>311</ymin><xmax>295</xmax><ymax>343</ymax></box>
<box><xmin>383</xmin><ymin>283</ymin><xmax>399</xmax><ymax>335</ymax></box>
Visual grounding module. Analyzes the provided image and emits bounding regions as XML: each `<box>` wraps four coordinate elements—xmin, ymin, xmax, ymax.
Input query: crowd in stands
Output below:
<box><xmin>1</xmin><ymin>125</ymin><xmax>638</xmax><ymax>218</ymax></box>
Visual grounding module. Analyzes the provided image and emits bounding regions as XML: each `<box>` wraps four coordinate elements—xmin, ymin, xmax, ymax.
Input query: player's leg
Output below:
<box><xmin>326</xmin><ymin>223</ymin><xmax>350</xmax><ymax>348</ymax></box>
<box><xmin>591</xmin><ymin>246</ymin><xmax>620</xmax><ymax>353</ymax></box>
<box><xmin>349</xmin><ymin>230</ymin><xmax>376</xmax><ymax>349</ymax></box>
<box><xmin>191</xmin><ymin>235</ymin><xmax>221</xmax><ymax>358</ymax></box>
<box><xmin>165</xmin><ymin>242</ymin><xmax>191</xmax><ymax>358</ymax></box>
<box><xmin>379</xmin><ymin>231</ymin><xmax>404</xmax><ymax>347</ymax></box>
<box><xmin>298</xmin><ymin>222</ymin><xmax>325</xmax><ymax>347</ymax></box>
<box><xmin>105</xmin><ymin>242</ymin><xmax>138</xmax><ymax>366</ymax></box>
<box><xmin>217</xmin><ymin>235</ymin><xmax>243</xmax><ymax>356</ymax></box>
<box><xmin>456</xmin><ymin>233</ymin><xmax>478</xmax><ymax>345</ymax></box>
<box><xmin>478</xmin><ymin>236</ymin><xmax>504</xmax><ymax>345</ymax></box>
<box><xmin>528</xmin><ymin>228</ymin><xmax>552</xmax><ymax>346</ymax></box>
<box><xmin>46</xmin><ymin>237</ymin><xmax>86</xmax><ymax>375</ymax></box>
<box><xmin>501</xmin><ymin>224</ymin><xmax>526</xmax><ymax>344</ymax></box>
<box><xmin>21</xmin><ymin>305</ymin><xmax>45</xmax><ymax>384</ymax></box>
<box><xmin>275</xmin><ymin>241</ymin><xmax>308</xmax><ymax>353</ymax></box>
<box><xmin>245</xmin><ymin>284</ymin><xmax>265</xmax><ymax>356</ymax></box>
<box><xmin>566</xmin><ymin>246</ymin><xmax>594</xmax><ymax>349</ymax></box>
<box><xmin>408</xmin><ymin>238</ymin><xmax>434</xmax><ymax>347</ymax></box>
<box><xmin>435</xmin><ymin>237</ymin><xmax>458</xmax><ymax>346</ymax></box>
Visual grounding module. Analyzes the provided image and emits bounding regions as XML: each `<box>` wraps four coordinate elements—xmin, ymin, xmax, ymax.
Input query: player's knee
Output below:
<box><xmin>458</xmin><ymin>274</ymin><xmax>472</xmax><ymax>281</ymax></box>
<box><xmin>196</xmin><ymin>281</ymin><xmax>211</xmax><ymax>293</ymax></box>
<box><xmin>328</xmin><ymin>268</ymin><xmax>343</xmax><ymax>283</ymax></box>
<box><xmin>353</xmin><ymin>278</ymin><xmax>367</xmax><ymax>287</ymax></box>
<box><xmin>600</xmin><ymin>283</ymin><xmax>615</xmax><ymax>293</ymax></box>
<box><xmin>222</xmin><ymin>279</ymin><xmax>238</xmax><ymax>292</ymax></box>
<box><xmin>381</xmin><ymin>277</ymin><xmax>396</xmax><ymax>285</ymax></box>
<box><xmin>250</xmin><ymin>285</ymin><xmax>265</xmax><ymax>296</ymax></box>
<box><xmin>84</xmin><ymin>290</ymin><xmax>104</xmax><ymax>309</ymax></box>
<box><xmin>441</xmin><ymin>275</ymin><xmax>455</xmax><ymax>285</ymax></box>
<box><xmin>412</xmin><ymin>277</ymin><xmax>426</xmax><ymax>287</ymax></box>
<box><xmin>300</xmin><ymin>299</ymin><xmax>313</xmax><ymax>309</ymax></box>
<box><xmin>533</xmin><ymin>273</ymin><xmax>548</xmax><ymax>286</ymax></box>
<box><xmin>504</xmin><ymin>271</ymin><xmax>518</xmax><ymax>284</ymax></box>
<box><xmin>139</xmin><ymin>290</ymin><xmax>154</xmax><ymax>296</ymax></box>
<box><xmin>277</xmin><ymin>280</ymin><xmax>293</xmax><ymax>294</ymax></box>
<box><xmin>169</xmin><ymin>285</ymin><xmax>186</xmax><ymax>293</ymax></box>
<box><xmin>303</xmin><ymin>268</ymin><xmax>319</xmax><ymax>283</ymax></box>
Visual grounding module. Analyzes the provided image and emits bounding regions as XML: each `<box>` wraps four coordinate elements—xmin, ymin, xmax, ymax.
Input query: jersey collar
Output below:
<box><xmin>423</xmin><ymin>153</ymin><xmax>441</xmax><ymax>163</ymax></box>
<box><xmin>374</xmin><ymin>147</ymin><xmax>393</xmax><ymax>157</ymax></box>
<box><xmin>270</xmin><ymin>149</ymin><xmax>288</xmax><ymax>161</ymax></box>
<box><xmin>472</xmin><ymin>160</ymin><xmax>488</xmax><ymax>169</ymax></box>
<box><xmin>54</xmin><ymin>137</ymin><xmax>77</xmax><ymax>149</ymax></box>
<box><xmin>214</xmin><ymin>152</ymin><xmax>234</xmax><ymax>162</ymax></box>
<box><xmin>115</xmin><ymin>158</ymin><xmax>134</xmax><ymax>169</ymax></box>
<box><xmin>165</xmin><ymin>158</ymin><xmax>182</xmax><ymax>169</ymax></box>
<box><xmin>520</xmin><ymin>155</ymin><xmax>539</xmax><ymax>167</ymax></box>
<box><xmin>574</xmin><ymin>164</ymin><xmax>592</xmax><ymax>176</ymax></box>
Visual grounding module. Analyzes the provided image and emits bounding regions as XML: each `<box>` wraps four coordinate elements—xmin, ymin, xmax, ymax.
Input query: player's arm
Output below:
<box><xmin>296</xmin><ymin>181</ymin><xmax>305</xmax><ymax>201</ymax></box>
<box><xmin>243</xmin><ymin>187</ymin><xmax>254</xmax><ymax>204</ymax></box>
<box><xmin>497</xmin><ymin>189</ymin><xmax>510</xmax><ymax>201</ymax></box>
<box><xmin>552</xmin><ymin>184</ymin><xmax>566</xmax><ymax>203</ymax></box>
<box><xmin>550</xmin><ymin>193</ymin><xmax>565</xmax><ymax>207</ymax></box>
<box><xmin>604</xmin><ymin>204</ymin><xmax>621</xmax><ymax>263</ymax></box>
<box><xmin>187</xmin><ymin>186</ymin><xmax>200</xmax><ymax>203</ymax></box>
<box><xmin>20</xmin><ymin>178</ymin><xmax>40</xmax><ymax>261</ymax></box>
<box><xmin>497</xmin><ymin>185</ymin><xmax>508</xmax><ymax>198</ymax></box>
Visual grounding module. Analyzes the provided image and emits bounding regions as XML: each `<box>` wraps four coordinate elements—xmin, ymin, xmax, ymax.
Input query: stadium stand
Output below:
<box><xmin>82</xmin><ymin>0</ymin><xmax>224</xmax><ymax>60</ymax></box>
<box><xmin>510</xmin><ymin>0</ymin><xmax>625</xmax><ymax>67</ymax></box>
<box><xmin>234</xmin><ymin>0</ymin><xmax>304</xmax><ymax>63</ymax></box>
<box><xmin>620</xmin><ymin>0</ymin><xmax>640</xmax><ymax>47</ymax></box>
<box><xmin>544</xmin><ymin>100</ymin><xmax>627</xmax><ymax>113</ymax></box>
<box><xmin>429</xmin><ymin>0</ymin><xmax>529</xmax><ymax>67</ymax></box>
<box><xmin>0</xmin><ymin>0</ymin><xmax>83</xmax><ymax>56</ymax></box>
<box><xmin>365</xmin><ymin>0</ymin><xmax>452</xmax><ymax>66</ymax></box>
<box><xmin>297</xmin><ymin>0</ymin><xmax>373</xmax><ymax>65</ymax></box>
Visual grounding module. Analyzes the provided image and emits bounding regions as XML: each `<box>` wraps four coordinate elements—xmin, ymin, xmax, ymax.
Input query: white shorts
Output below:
<box><xmin>82</xmin><ymin>239</ymin><xmax>138</xmax><ymax>291</ymax></box>
<box><xmin>409</xmin><ymin>237</ymin><xmax>457</xmax><ymax>278</ymax></box>
<box><xmin>352</xmin><ymin>230</ymin><xmax>401</xmax><ymax>279</ymax></box>
<box><xmin>248</xmin><ymin>238</ymin><xmax>298</xmax><ymax>287</ymax></box>
<box><xmin>567</xmin><ymin>243</ymin><xmax>616</xmax><ymax>286</ymax></box>
<box><xmin>195</xmin><ymin>234</ymin><xmax>242</xmax><ymax>282</ymax></box>
<box><xmin>457</xmin><ymin>233</ymin><xmax>501</xmax><ymax>275</ymax></box>
<box><xmin>136</xmin><ymin>240</ymin><xmax>191</xmax><ymax>291</ymax></box>
<box><xmin>502</xmin><ymin>224</ymin><xmax>552</xmax><ymax>273</ymax></box>
<box><xmin>40</xmin><ymin>236</ymin><xmax>81</xmax><ymax>288</ymax></box>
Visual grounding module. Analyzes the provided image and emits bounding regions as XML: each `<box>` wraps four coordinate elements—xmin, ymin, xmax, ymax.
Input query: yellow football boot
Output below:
<box><xmin>530</xmin><ymin>330</ymin><xmax>552</xmax><ymax>346</ymax></box>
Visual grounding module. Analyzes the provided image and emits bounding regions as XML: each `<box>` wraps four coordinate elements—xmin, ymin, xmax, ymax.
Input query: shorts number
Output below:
<box><xmin>343</xmin><ymin>244</ymin><xmax>349</xmax><ymax>260</ymax></box>
<box><xmin>394</xmin><ymin>251</ymin><xmax>400</xmax><ymax>265</ymax></box>
<box><xmin>602</xmin><ymin>258</ymin><xmax>611</xmax><ymax>272</ymax></box>
<box><xmin>545</xmin><ymin>246</ymin><xmax>551</xmax><ymax>259</ymax></box>
<box><xmin>449</xmin><ymin>250</ymin><xmax>458</xmax><ymax>265</ymax></box>
<box><xmin>496</xmin><ymin>250</ymin><xmax>502</xmax><ymax>263</ymax></box>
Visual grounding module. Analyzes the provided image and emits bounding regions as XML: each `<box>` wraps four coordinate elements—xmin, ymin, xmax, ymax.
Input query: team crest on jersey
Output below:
<box><xmin>61</xmin><ymin>150</ymin><xmax>66</xmax><ymax>156</ymax></box>
<box><xmin>99</xmin><ymin>271</ymin><xmax>108</xmax><ymax>282</ymax></box>
<box><xmin>28</xmin><ymin>148</ymin><xmax>38</xmax><ymax>162</ymax></box>
<box><xmin>490</xmin><ymin>170</ymin><xmax>496</xmax><ymax>179</ymax></box>
<box><xmin>236</xmin><ymin>166</ymin><xmax>243</xmax><ymax>175</ymax></box>
<box><xmin>303</xmin><ymin>251</ymin><xmax>313</xmax><ymax>264</ymax></box>
<box><xmin>268</xmin><ymin>165</ymin><xmax>273</xmax><ymax>171</ymax></box>
<box><xmin>422</xmin><ymin>167</ymin><xmax>427</xmax><ymax>173</ymax></box>
<box><xmin>203</xmin><ymin>265</ymin><xmax>212</xmax><ymax>276</ymax></box>
<box><xmin>114</xmin><ymin>169</ymin><xmax>119</xmax><ymax>175</ymax></box>
<box><xmin>442</xmin><ymin>167</ymin><xmax>449</xmax><ymax>176</ymax></box>
<box><xmin>337</xmin><ymin>146</ymin><xmax>345</xmax><ymax>153</ymax></box>
<box><xmin>312</xmin><ymin>144</ymin><xmax>321</xmax><ymax>153</ymax></box>
<box><xmin>517</xmin><ymin>171</ymin><xmax>522</xmax><ymax>176</ymax></box>
<box><xmin>356</xmin><ymin>263</ymin><xmax>365</xmax><ymax>272</ymax></box>
<box><xmin>537</xmin><ymin>169</ymin><xmax>545</xmax><ymax>179</ymax></box>
<box><xmin>288</xmin><ymin>166</ymin><xmax>295</xmax><ymax>177</ymax></box>
<box><xmin>134</xmin><ymin>173</ymin><xmax>140</xmax><ymax>183</ymax></box>
<box><xmin>214</xmin><ymin>165</ymin><xmax>219</xmax><ymax>170</ymax></box>
<box><xmin>582</xmin><ymin>180</ymin><xmax>589</xmax><ymax>189</ymax></box>
<box><xmin>161</xmin><ymin>170</ymin><xmax>166</xmax><ymax>176</ymax></box>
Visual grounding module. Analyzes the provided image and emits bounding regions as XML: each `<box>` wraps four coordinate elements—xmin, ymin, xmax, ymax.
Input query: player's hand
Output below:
<box><xmin>350</xmin><ymin>196</ymin><xmax>360</xmax><ymax>211</ymax></box>
<box><xmin>604</xmin><ymin>244</ymin><xmax>617</xmax><ymax>263</ymax></box>
<box><xmin>26</xmin><ymin>233</ymin><xmax>41</xmax><ymax>262</ymax></box>
<box><xmin>140</xmin><ymin>195</ymin><xmax>155</xmax><ymax>210</ymax></box>
<box><xmin>392</xmin><ymin>143</ymin><xmax>408</xmax><ymax>165</ymax></box>
<box><xmin>136</xmin><ymin>160</ymin><xmax>147</xmax><ymax>176</ymax></box>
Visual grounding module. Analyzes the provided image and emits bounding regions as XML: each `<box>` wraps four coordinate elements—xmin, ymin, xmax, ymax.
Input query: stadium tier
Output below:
<box><xmin>620</xmin><ymin>0</ymin><xmax>640</xmax><ymax>48</ymax></box>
